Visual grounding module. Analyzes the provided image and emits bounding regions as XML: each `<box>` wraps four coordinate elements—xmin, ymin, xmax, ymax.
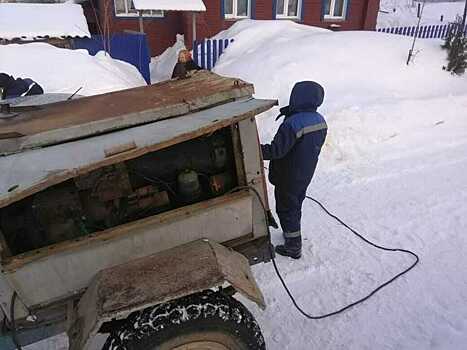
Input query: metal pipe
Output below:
<box><xmin>192</xmin><ymin>12</ymin><xmax>197</xmax><ymax>42</ymax></box>
<box><xmin>461</xmin><ymin>0</ymin><xmax>467</xmax><ymax>35</ymax></box>
<box><xmin>138</xmin><ymin>11</ymin><xmax>144</xmax><ymax>33</ymax></box>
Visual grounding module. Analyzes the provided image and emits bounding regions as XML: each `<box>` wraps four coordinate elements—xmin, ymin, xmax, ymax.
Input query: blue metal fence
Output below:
<box><xmin>193</xmin><ymin>39</ymin><xmax>234</xmax><ymax>70</ymax></box>
<box><xmin>377</xmin><ymin>23</ymin><xmax>467</xmax><ymax>39</ymax></box>
<box><xmin>72</xmin><ymin>33</ymin><xmax>151</xmax><ymax>84</ymax></box>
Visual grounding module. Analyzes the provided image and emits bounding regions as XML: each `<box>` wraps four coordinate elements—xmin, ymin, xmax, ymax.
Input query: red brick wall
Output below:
<box><xmin>301</xmin><ymin>0</ymin><xmax>379</xmax><ymax>30</ymax></box>
<box><xmin>91</xmin><ymin>0</ymin><xmax>380</xmax><ymax>56</ymax></box>
<box><xmin>362</xmin><ymin>0</ymin><xmax>380</xmax><ymax>30</ymax></box>
<box><xmin>96</xmin><ymin>0</ymin><xmax>184</xmax><ymax>56</ymax></box>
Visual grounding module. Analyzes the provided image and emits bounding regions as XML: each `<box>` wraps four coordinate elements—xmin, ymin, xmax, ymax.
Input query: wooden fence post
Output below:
<box><xmin>200</xmin><ymin>39</ymin><xmax>206</xmax><ymax>69</ymax></box>
<box><xmin>206</xmin><ymin>39</ymin><xmax>212</xmax><ymax>70</ymax></box>
<box><xmin>212</xmin><ymin>39</ymin><xmax>218</xmax><ymax>67</ymax></box>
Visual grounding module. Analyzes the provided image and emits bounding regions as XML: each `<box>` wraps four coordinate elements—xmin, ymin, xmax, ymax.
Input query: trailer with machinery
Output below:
<box><xmin>0</xmin><ymin>71</ymin><xmax>277</xmax><ymax>350</ymax></box>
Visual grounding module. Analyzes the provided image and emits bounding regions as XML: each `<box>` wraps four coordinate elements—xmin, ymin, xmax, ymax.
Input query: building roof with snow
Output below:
<box><xmin>133</xmin><ymin>0</ymin><xmax>206</xmax><ymax>12</ymax></box>
<box><xmin>0</xmin><ymin>3</ymin><xmax>90</xmax><ymax>41</ymax></box>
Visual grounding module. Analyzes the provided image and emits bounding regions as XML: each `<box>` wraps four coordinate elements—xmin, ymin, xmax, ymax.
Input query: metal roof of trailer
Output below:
<box><xmin>133</xmin><ymin>0</ymin><xmax>207</xmax><ymax>11</ymax></box>
<box><xmin>0</xmin><ymin>97</ymin><xmax>276</xmax><ymax>208</ymax></box>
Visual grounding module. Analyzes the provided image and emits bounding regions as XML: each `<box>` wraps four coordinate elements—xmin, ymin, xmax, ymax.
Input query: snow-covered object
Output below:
<box><xmin>213</xmin><ymin>20</ymin><xmax>467</xmax><ymax>149</ymax></box>
<box><xmin>0</xmin><ymin>3</ymin><xmax>90</xmax><ymax>41</ymax></box>
<box><xmin>378</xmin><ymin>0</ymin><xmax>466</xmax><ymax>27</ymax></box>
<box><xmin>133</xmin><ymin>0</ymin><xmax>206</xmax><ymax>11</ymax></box>
<box><xmin>150</xmin><ymin>34</ymin><xmax>186</xmax><ymax>83</ymax></box>
<box><xmin>0</xmin><ymin>43</ymin><xmax>146</xmax><ymax>96</ymax></box>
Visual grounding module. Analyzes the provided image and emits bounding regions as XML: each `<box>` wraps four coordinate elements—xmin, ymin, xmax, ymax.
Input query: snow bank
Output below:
<box><xmin>0</xmin><ymin>3</ymin><xmax>90</xmax><ymax>40</ymax></box>
<box><xmin>378</xmin><ymin>0</ymin><xmax>466</xmax><ymax>27</ymax></box>
<box><xmin>213</xmin><ymin>20</ymin><xmax>467</xmax><ymax>164</ymax></box>
<box><xmin>0</xmin><ymin>43</ymin><xmax>146</xmax><ymax>96</ymax></box>
<box><xmin>150</xmin><ymin>34</ymin><xmax>186</xmax><ymax>83</ymax></box>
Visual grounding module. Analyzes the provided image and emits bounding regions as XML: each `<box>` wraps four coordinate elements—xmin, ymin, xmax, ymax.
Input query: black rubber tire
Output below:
<box><xmin>102</xmin><ymin>289</ymin><xmax>266</xmax><ymax>350</ymax></box>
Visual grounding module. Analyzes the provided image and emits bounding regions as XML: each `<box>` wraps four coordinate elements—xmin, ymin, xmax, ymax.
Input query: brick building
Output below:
<box><xmin>87</xmin><ymin>0</ymin><xmax>381</xmax><ymax>56</ymax></box>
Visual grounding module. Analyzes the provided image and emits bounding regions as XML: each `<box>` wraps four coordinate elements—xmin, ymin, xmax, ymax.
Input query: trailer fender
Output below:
<box><xmin>68</xmin><ymin>239</ymin><xmax>266</xmax><ymax>350</ymax></box>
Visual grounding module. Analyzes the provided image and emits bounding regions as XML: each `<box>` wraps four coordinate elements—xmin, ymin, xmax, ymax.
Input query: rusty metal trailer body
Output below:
<box><xmin>0</xmin><ymin>71</ymin><xmax>277</xmax><ymax>349</ymax></box>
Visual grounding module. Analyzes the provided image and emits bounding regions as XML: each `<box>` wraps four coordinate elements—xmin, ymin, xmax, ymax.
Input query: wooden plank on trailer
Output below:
<box><xmin>0</xmin><ymin>71</ymin><xmax>255</xmax><ymax>155</ymax></box>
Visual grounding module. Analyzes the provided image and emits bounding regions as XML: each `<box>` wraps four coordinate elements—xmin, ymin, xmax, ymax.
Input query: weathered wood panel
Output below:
<box><xmin>0</xmin><ymin>98</ymin><xmax>276</xmax><ymax>208</ymax></box>
<box><xmin>3</xmin><ymin>192</ymin><xmax>253</xmax><ymax>307</ymax></box>
<box><xmin>0</xmin><ymin>71</ymin><xmax>254</xmax><ymax>154</ymax></box>
<box><xmin>69</xmin><ymin>240</ymin><xmax>264</xmax><ymax>350</ymax></box>
<box><xmin>238</xmin><ymin>118</ymin><xmax>269</xmax><ymax>239</ymax></box>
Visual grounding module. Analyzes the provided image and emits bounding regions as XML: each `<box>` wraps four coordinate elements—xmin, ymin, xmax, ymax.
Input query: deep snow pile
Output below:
<box><xmin>378</xmin><ymin>0</ymin><xmax>466</xmax><ymax>27</ymax></box>
<box><xmin>213</xmin><ymin>20</ymin><xmax>467</xmax><ymax>153</ymax></box>
<box><xmin>0</xmin><ymin>43</ymin><xmax>146</xmax><ymax>96</ymax></box>
<box><xmin>214</xmin><ymin>20</ymin><xmax>467</xmax><ymax>349</ymax></box>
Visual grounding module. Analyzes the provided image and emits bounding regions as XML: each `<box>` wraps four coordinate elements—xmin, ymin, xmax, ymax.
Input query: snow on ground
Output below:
<box><xmin>0</xmin><ymin>43</ymin><xmax>146</xmax><ymax>96</ymax></box>
<box><xmin>0</xmin><ymin>2</ymin><xmax>90</xmax><ymax>40</ymax></box>
<box><xmin>30</xmin><ymin>20</ymin><xmax>467</xmax><ymax>350</ymax></box>
<box><xmin>378</xmin><ymin>0</ymin><xmax>466</xmax><ymax>27</ymax></box>
<box><xmin>213</xmin><ymin>20</ymin><xmax>467</xmax><ymax>350</ymax></box>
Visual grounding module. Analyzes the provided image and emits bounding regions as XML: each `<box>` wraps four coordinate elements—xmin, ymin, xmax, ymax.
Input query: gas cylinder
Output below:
<box><xmin>177</xmin><ymin>170</ymin><xmax>202</xmax><ymax>202</ymax></box>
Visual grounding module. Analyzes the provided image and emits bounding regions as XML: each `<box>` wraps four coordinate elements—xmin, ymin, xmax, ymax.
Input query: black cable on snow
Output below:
<box><xmin>232</xmin><ymin>185</ymin><xmax>419</xmax><ymax>320</ymax></box>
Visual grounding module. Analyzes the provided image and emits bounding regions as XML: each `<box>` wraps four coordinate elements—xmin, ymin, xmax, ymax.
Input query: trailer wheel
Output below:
<box><xmin>102</xmin><ymin>289</ymin><xmax>265</xmax><ymax>350</ymax></box>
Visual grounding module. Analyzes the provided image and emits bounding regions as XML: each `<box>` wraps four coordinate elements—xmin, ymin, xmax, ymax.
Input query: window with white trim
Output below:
<box><xmin>276</xmin><ymin>0</ymin><xmax>301</xmax><ymax>19</ymax></box>
<box><xmin>224</xmin><ymin>0</ymin><xmax>250</xmax><ymax>19</ymax></box>
<box><xmin>323</xmin><ymin>0</ymin><xmax>347</xmax><ymax>19</ymax></box>
<box><xmin>114</xmin><ymin>0</ymin><xmax>164</xmax><ymax>17</ymax></box>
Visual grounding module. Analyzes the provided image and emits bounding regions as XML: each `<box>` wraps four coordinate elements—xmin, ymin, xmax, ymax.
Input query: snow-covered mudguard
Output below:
<box><xmin>68</xmin><ymin>239</ymin><xmax>266</xmax><ymax>350</ymax></box>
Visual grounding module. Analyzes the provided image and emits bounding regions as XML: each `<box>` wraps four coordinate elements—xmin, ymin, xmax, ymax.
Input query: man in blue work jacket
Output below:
<box><xmin>262</xmin><ymin>81</ymin><xmax>327</xmax><ymax>259</ymax></box>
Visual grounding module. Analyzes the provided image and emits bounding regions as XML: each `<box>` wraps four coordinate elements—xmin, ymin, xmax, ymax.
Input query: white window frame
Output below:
<box><xmin>323</xmin><ymin>0</ymin><xmax>347</xmax><ymax>20</ymax></box>
<box><xmin>114</xmin><ymin>0</ymin><xmax>164</xmax><ymax>18</ymax></box>
<box><xmin>276</xmin><ymin>0</ymin><xmax>302</xmax><ymax>19</ymax></box>
<box><xmin>224</xmin><ymin>0</ymin><xmax>251</xmax><ymax>19</ymax></box>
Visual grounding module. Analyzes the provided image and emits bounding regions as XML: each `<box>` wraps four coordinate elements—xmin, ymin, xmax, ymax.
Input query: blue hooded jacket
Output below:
<box><xmin>262</xmin><ymin>81</ymin><xmax>327</xmax><ymax>191</ymax></box>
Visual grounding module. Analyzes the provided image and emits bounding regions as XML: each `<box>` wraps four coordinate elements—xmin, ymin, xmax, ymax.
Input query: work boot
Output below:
<box><xmin>275</xmin><ymin>236</ymin><xmax>302</xmax><ymax>259</ymax></box>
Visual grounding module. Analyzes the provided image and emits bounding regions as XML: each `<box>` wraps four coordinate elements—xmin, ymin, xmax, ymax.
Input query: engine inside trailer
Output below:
<box><xmin>0</xmin><ymin>127</ymin><xmax>239</xmax><ymax>256</ymax></box>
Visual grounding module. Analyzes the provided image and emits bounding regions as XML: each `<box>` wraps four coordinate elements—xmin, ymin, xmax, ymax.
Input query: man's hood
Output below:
<box><xmin>289</xmin><ymin>81</ymin><xmax>325</xmax><ymax>113</ymax></box>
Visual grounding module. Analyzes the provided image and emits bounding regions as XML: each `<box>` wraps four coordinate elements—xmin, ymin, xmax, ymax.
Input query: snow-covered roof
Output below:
<box><xmin>0</xmin><ymin>3</ymin><xmax>90</xmax><ymax>40</ymax></box>
<box><xmin>133</xmin><ymin>0</ymin><xmax>206</xmax><ymax>12</ymax></box>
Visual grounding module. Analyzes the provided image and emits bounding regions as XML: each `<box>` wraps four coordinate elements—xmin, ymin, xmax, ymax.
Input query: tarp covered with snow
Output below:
<box><xmin>133</xmin><ymin>0</ymin><xmax>206</xmax><ymax>11</ymax></box>
<box><xmin>0</xmin><ymin>3</ymin><xmax>90</xmax><ymax>40</ymax></box>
